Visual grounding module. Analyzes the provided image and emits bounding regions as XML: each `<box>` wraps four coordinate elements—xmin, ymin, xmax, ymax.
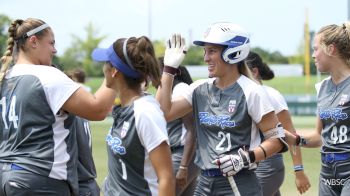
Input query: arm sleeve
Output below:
<box><xmin>42</xmin><ymin>67</ymin><xmax>80</xmax><ymax>115</ymax></box>
<box><xmin>134</xmin><ymin>99</ymin><xmax>169</xmax><ymax>153</ymax></box>
<box><xmin>247</xmin><ymin>85</ymin><xmax>274</xmax><ymax>124</ymax></box>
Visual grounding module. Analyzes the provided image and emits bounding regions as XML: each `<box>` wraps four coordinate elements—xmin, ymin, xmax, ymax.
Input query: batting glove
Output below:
<box><xmin>213</xmin><ymin>148</ymin><xmax>251</xmax><ymax>177</ymax></box>
<box><xmin>164</xmin><ymin>34</ymin><xmax>187</xmax><ymax>69</ymax></box>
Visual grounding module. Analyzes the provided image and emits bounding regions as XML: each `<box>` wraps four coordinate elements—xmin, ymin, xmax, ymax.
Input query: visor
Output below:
<box><xmin>91</xmin><ymin>45</ymin><xmax>141</xmax><ymax>79</ymax></box>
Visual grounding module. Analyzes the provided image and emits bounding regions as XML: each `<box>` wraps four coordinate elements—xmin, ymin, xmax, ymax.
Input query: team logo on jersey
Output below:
<box><xmin>120</xmin><ymin>121</ymin><xmax>130</xmax><ymax>139</ymax></box>
<box><xmin>319</xmin><ymin>108</ymin><xmax>348</xmax><ymax>122</ymax></box>
<box><xmin>106</xmin><ymin>134</ymin><xmax>126</xmax><ymax>155</ymax></box>
<box><xmin>228</xmin><ymin>100</ymin><xmax>236</xmax><ymax>113</ymax></box>
<box><xmin>339</xmin><ymin>94</ymin><xmax>349</xmax><ymax>106</ymax></box>
<box><xmin>198</xmin><ymin>112</ymin><xmax>236</xmax><ymax>129</ymax></box>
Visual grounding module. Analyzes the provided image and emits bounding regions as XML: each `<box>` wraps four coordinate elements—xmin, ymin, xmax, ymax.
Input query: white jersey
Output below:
<box><xmin>181</xmin><ymin>75</ymin><xmax>274</xmax><ymax>170</ymax></box>
<box><xmin>262</xmin><ymin>85</ymin><xmax>288</xmax><ymax>114</ymax></box>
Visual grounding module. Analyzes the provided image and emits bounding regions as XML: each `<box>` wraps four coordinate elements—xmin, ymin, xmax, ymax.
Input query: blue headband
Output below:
<box><xmin>91</xmin><ymin>44</ymin><xmax>141</xmax><ymax>79</ymax></box>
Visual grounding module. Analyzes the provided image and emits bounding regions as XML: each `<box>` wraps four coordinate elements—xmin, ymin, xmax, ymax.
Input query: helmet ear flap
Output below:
<box><xmin>222</xmin><ymin>44</ymin><xmax>250</xmax><ymax>64</ymax></box>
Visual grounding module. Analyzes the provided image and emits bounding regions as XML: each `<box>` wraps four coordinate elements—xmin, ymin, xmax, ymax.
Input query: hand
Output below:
<box><xmin>295</xmin><ymin>171</ymin><xmax>311</xmax><ymax>194</ymax></box>
<box><xmin>176</xmin><ymin>167</ymin><xmax>188</xmax><ymax>190</ymax></box>
<box><xmin>164</xmin><ymin>34</ymin><xmax>187</xmax><ymax>69</ymax></box>
<box><xmin>213</xmin><ymin>148</ymin><xmax>251</xmax><ymax>177</ymax></box>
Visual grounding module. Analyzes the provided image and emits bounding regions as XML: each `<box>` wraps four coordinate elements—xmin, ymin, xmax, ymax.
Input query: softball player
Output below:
<box><xmin>291</xmin><ymin>21</ymin><xmax>350</xmax><ymax>196</ymax></box>
<box><xmin>0</xmin><ymin>18</ymin><xmax>116</xmax><ymax>195</ymax></box>
<box><xmin>246</xmin><ymin>52</ymin><xmax>311</xmax><ymax>195</ymax></box>
<box><xmin>156</xmin><ymin>22</ymin><xmax>289</xmax><ymax>196</ymax></box>
<box><xmin>91</xmin><ymin>36</ymin><xmax>174</xmax><ymax>196</ymax></box>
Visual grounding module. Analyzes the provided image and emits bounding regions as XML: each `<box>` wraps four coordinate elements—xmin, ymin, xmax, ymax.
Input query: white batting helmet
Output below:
<box><xmin>193</xmin><ymin>22</ymin><xmax>250</xmax><ymax>64</ymax></box>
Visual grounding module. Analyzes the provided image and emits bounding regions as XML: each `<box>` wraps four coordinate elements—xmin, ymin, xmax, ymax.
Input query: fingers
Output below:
<box><xmin>168</xmin><ymin>33</ymin><xmax>186</xmax><ymax>50</ymax></box>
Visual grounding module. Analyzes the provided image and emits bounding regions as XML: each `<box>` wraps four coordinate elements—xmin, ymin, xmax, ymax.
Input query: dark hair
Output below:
<box><xmin>114</xmin><ymin>36</ymin><xmax>161</xmax><ymax>90</ymax></box>
<box><xmin>0</xmin><ymin>18</ymin><xmax>50</xmax><ymax>83</ymax></box>
<box><xmin>246</xmin><ymin>51</ymin><xmax>274</xmax><ymax>80</ymax></box>
<box><xmin>158</xmin><ymin>57</ymin><xmax>193</xmax><ymax>89</ymax></box>
<box><xmin>71</xmin><ymin>68</ymin><xmax>86</xmax><ymax>83</ymax></box>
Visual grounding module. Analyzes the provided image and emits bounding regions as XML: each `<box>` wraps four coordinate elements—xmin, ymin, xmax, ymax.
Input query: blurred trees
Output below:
<box><xmin>59</xmin><ymin>22</ymin><xmax>107</xmax><ymax>76</ymax></box>
<box><xmin>0</xmin><ymin>14</ymin><xmax>11</xmax><ymax>55</ymax></box>
<box><xmin>0</xmin><ymin>13</ymin><xmax>316</xmax><ymax>76</ymax></box>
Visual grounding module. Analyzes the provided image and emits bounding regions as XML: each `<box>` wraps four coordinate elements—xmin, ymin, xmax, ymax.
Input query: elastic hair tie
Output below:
<box><xmin>122</xmin><ymin>38</ymin><xmax>136</xmax><ymax>70</ymax></box>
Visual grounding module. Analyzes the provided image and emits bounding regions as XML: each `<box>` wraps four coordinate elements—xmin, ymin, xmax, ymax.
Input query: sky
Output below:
<box><xmin>1</xmin><ymin>0</ymin><xmax>348</xmax><ymax>56</ymax></box>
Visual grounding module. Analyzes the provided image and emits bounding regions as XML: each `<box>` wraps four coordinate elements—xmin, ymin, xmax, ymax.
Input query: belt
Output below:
<box><xmin>322</xmin><ymin>153</ymin><xmax>350</xmax><ymax>163</ymax></box>
<box><xmin>201</xmin><ymin>169</ymin><xmax>222</xmax><ymax>177</ymax></box>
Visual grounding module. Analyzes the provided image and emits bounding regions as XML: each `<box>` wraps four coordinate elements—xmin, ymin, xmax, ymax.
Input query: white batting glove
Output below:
<box><xmin>213</xmin><ymin>148</ymin><xmax>251</xmax><ymax>177</ymax></box>
<box><xmin>164</xmin><ymin>34</ymin><xmax>187</xmax><ymax>69</ymax></box>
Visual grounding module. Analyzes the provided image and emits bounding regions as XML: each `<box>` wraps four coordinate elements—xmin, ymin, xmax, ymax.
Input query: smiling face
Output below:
<box><xmin>203</xmin><ymin>44</ymin><xmax>228</xmax><ymax>78</ymax></box>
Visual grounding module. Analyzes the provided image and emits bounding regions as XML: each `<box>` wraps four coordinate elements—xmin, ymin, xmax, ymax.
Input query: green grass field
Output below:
<box><xmin>90</xmin><ymin>115</ymin><xmax>320</xmax><ymax>196</ymax></box>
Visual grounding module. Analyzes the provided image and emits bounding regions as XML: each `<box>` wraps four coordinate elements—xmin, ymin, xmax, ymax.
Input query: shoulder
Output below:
<box><xmin>190</xmin><ymin>78</ymin><xmax>215</xmax><ymax>90</ymax></box>
<box><xmin>8</xmin><ymin>64</ymin><xmax>71</xmax><ymax>85</ymax></box>
<box><xmin>237</xmin><ymin>75</ymin><xmax>265</xmax><ymax>96</ymax></box>
<box><xmin>315</xmin><ymin>76</ymin><xmax>331</xmax><ymax>94</ymax></box>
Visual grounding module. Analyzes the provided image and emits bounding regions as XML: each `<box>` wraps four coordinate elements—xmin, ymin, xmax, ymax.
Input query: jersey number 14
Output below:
<box><xmin>1</xmin><ymin>96</ymin><xmax>19</xmax><ymax>129</ymax></box>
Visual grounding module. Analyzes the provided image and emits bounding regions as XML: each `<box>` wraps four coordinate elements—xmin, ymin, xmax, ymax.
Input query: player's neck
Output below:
<box><xmin>215</xmin><ymin>71</ymin><xmax>241</xmax><ymax>89</ymax></box>
<box><xmin>119</xmin><ymin>90</ymin><xmax>142</xmax><ymax>107</ymax></box>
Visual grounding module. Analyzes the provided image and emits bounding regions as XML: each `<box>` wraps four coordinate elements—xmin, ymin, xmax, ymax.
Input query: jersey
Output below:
<box><xmin>104</xmin><ymin>95</ymin><xmax>169</xmax><ymax>196</ymax></box>
<box><xmin>75</xmin><ymin>116</ymin><xmax>97</xmax><ymax>182</ymax></box>
<box><xmin>316</xmin><ymin>76</ymin><xmax>350</xmax><ymax>153</ymax></box>
<box><xmin>167</xmin><ymin>82</ymin><xmax>190</xmax><ymax>149</ymax></box>
<box><xmin>262</xmin><ymin>85</ymin><xmax>288</xmax><ymax>114</ymax></box>
<box><xmin>0</xmin><ymin>64</ymin><xmax>80</xmax><ymax>194</ymax></box>
<box><xmin>182</xmin><ymin>75</ymin><xmax>274</xmax><ymax>170</ymax></box>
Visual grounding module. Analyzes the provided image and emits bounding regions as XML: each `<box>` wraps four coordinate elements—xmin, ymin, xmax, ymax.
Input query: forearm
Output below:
<box><xmin>158</xmin><ymin>177</ymin><xmax>175</xmax><ymax>196</ymax></box>
<box><xmin>253</xmin><ymin>138</ymin><xmax>282</xmax><ymax>162</ymax></box>
<box><xmin>156</xmin><ymin>73</ymin><xmax>174</xmax><ymax>119</ymax></box>
<box><xmin>180</xmin><ymin>132</ymin><xmax>196</xmax><ymax>167</ymax></box>
<box><xmin>299</xmin><ymin>131</ymin><xmax>322</xmax><ymax>148</ymax></box>
<box><xmin>94</xmin><ymin>79</ymin><xmax>117</xmax><ymax>113</ymax></box>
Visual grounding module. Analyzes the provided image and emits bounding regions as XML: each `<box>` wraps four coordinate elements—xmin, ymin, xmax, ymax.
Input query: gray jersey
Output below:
<box><xmin>0</xmin><ymin>64</ymin><xmax>80</xmax><ymax>194</ymax></box>
<box><xmin>104</xmin><ymin>95</ymin><xmax>168</xmax><ymax>196</ymax></box>
<box><xmin>75</xmin><ymin>116</ymin><xmax>97</xmax><ymax>182</ymax></box>
<box><xmin>182</xmin><ymin>76</ymin><xmax>273</xmax><ymax>170</ymax></box>
<box><xmin>316</xmin><ymin>76</ymin><xmax>350</xmax><ymax>153</ymax></box>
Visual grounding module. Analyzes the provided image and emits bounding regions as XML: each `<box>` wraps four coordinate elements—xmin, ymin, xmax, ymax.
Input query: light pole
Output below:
<box><xmin>148</xmin><ymin>0</ymin><xmax>152</xmax><ymax>39</ymax></box>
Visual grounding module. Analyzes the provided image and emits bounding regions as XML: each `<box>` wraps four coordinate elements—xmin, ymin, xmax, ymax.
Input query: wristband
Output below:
<box><xmin>163</xmin><ymin>66</ymin><xmax>178</xmax><ymax>76</ymax></box>
<box><xmin>179</xmin><ymin>165</ymin><xmax>188</xmax><ymax>170</ymax></box>
<box><xmin>258</xmin><ymin>145</ymin><xmax>267</xmax><ymax>159</ymax></box>
<box><xmin>248</xmin><ymin>150</ymin><xmax>256</xmax><ymax>163</ymax></box>
<box><xmin>296</xmin><ymin>134</ymin><xmax>307</xmax><ymax>147</ymax></box>
<box><xmin>294</xmin><ymin>164</ymin><xmax>304</xmax><ymax>172</ymax></box>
